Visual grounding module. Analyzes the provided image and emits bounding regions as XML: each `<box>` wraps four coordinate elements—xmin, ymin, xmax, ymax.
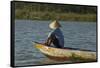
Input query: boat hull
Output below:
<box><xmin>35</xmin><ymin>43</ymin><xmax>96</xmax><ymax>61</ymax></box>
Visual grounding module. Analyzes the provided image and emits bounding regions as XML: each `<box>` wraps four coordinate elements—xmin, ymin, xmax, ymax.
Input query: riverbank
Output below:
<box><xmin>15</xmin><ymin>2</ymin><xmax>97</xmax><ymax>22</ymax></box>
<box><xmin>15</xmin><ymin>11</ymin><xmax>96</xmax><ymax>22</ymax></box>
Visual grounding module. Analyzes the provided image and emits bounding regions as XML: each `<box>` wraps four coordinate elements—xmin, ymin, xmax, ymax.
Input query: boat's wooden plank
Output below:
<box><xmin>34</xmin><ymin>43</ymin><xmax>96</xmax><ymax>61</ymax></box>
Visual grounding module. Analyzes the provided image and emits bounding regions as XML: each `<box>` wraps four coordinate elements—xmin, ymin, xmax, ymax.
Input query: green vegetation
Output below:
<box><xmin>14</xmin><ymin>2</ymin><xmax>97</xmax><ymax>22</ymax></box>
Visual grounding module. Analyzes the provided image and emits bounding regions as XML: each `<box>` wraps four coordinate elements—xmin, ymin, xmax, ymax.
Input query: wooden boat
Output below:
<box><xmin>34</xmin><ymin>43</ymin><xmax>96</xmax><ymax>61</ymax></box>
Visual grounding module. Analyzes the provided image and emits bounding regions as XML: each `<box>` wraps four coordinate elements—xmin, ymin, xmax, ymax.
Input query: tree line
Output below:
<box><xmin>14</xmin><ymin>2</ymin><xmax>97</xmax><ymax>21</ymax></box>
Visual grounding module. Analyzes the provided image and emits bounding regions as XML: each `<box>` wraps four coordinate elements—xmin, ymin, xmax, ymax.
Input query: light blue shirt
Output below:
<box><xmin>48</xmin><ymin>28</ymin><xmax>64</xmax><ymax>47</ymax></box>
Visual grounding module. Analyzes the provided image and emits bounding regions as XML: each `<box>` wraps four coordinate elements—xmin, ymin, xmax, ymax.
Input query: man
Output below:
<box><xmin>44</xmin><ymin>20</ymin><xmax>64</xmax><ymax>48</ymax></box>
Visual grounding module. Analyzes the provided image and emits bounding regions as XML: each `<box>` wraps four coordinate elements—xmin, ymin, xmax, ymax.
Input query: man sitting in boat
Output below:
<box><xmin>44</xmin><ymin>20</ymin><xmax>64</xmax><ymax>48</ymax></box>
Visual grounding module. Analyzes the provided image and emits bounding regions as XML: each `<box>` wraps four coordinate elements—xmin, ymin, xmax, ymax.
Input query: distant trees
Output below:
<box><xmin>15</xmin><ymin>2</ymin><xmax>97</xmax><ymax>14</ymax></box>
<box><xmin>14</xmin><ymin>2</ymin><xmax>97</xmax><ymax>21</ymax></box>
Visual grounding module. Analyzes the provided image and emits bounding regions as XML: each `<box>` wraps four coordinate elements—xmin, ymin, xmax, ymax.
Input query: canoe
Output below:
<box><xmin>35</xmin><ymin>43</ymin><xmax>96</xmax><ymax>61</ymax></box>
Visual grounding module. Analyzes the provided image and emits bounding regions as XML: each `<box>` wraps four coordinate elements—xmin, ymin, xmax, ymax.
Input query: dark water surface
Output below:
<box><xmin>15</xmin><ymin>20</ymin><xmax>96</xmax><ymax>66</ymax></box>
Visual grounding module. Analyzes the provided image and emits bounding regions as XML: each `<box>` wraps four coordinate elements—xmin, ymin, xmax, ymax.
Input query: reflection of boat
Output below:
<box><xmin>34</xmin><ymin>42</ymin><xmax>96</xmax><ymax>61</ymax></box>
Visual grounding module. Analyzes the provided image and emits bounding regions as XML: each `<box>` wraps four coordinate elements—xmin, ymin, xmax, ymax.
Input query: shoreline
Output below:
<box><xmin>15</xmin><ymin>12</ymin><xmax>96</xmax><ymax>22</ymax></box>
<box><xmin>15</xmin><ymin>19</ymin><xmax>96</xmax><ymax>23</ymax></box>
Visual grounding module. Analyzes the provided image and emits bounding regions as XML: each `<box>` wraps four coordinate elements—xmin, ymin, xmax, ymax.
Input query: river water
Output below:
<box><xmin>15</xmin><ymin>20</ymin><xmax>96</xmax><ymax>66</ymax></box>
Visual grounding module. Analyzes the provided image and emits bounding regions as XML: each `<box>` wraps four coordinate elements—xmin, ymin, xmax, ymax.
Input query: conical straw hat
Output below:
<box><xmin>49</xmin><ymin>20</ymin><xmax>61</xmax><ymax>29</ymax></box>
